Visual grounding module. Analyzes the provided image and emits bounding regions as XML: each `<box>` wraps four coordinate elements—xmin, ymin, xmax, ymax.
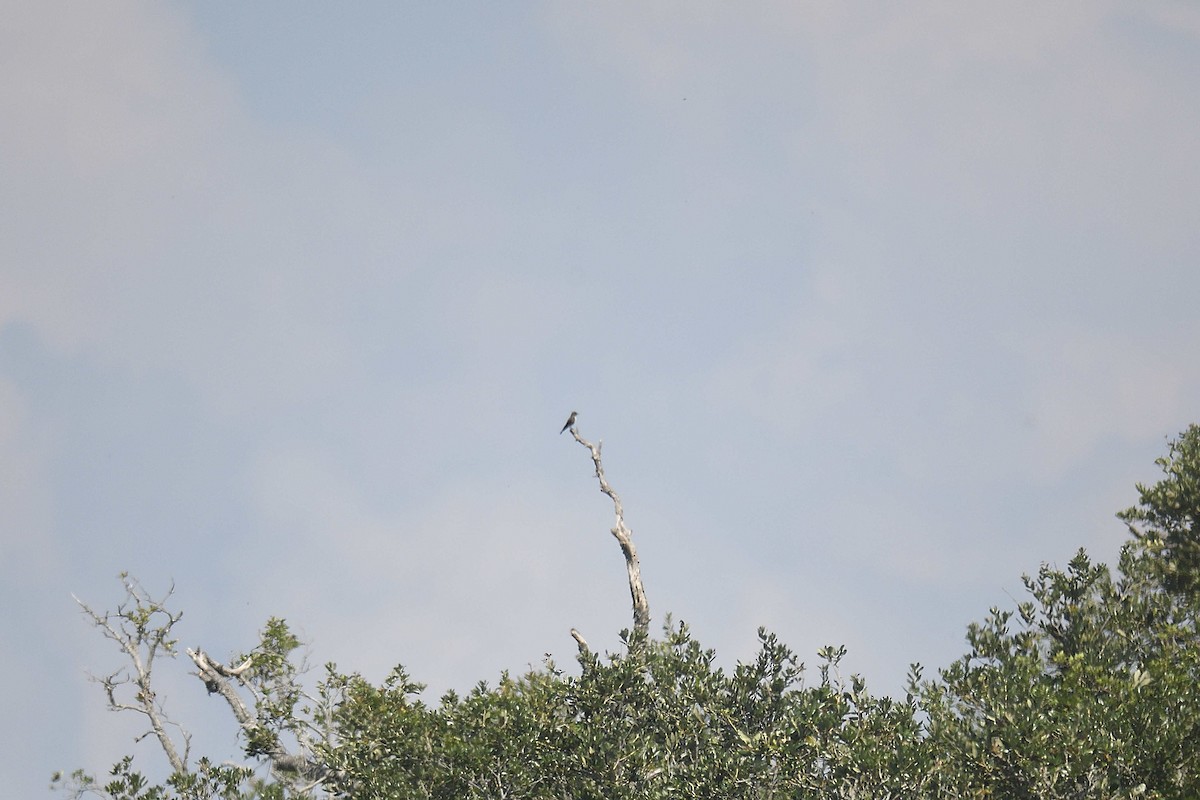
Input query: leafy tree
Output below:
<box><xmin>919</xmin><ymin>548</ymin><xmax>1199</xmax><ymax>797</ymax></box>
<box><xmin>919</xmin><ymin>426</ymin><xmax>1200</xmax><ymax>798</ymax></box>
<box><xmin>318</xmin><ymin>622</ymin><xmax>931</xmax><ymax>799</ymax></box>
<box><xmin>59</xmin><ymin>424</ymin><xmax>1200</xmax><ymax>798</ymax></box>
<box><xmin>1119</xmin><ymin>423</ymin><xmax>1200</xmax><ymax>594</ymax></box>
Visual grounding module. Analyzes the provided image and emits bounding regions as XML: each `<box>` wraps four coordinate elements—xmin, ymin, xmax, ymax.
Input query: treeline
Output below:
<box><xmin>57</xmin><ymin>426</ymin><xmax>1200</xmax><ymax>799</ymax></box>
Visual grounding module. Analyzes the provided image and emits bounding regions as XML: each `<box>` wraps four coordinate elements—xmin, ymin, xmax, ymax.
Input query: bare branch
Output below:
<box><xmin>570</xmin><ymin>425</ymin><xmax>651</xmax><ymax>644</ymax></box>
<box><xmin>570</xmin><ymin>627</ymin><xmax>591</xmax><ymax>657</ymax></box>
<box><xmin>187</xmin><ymin>648</ymin><xmax>327</xmax><ymax>787</ymax></box>
<box><xmin>73</xmin><ymin>579</ymin><xmax>189</xmax><ymax>774</ymax></box>
<box><xmin>226</xmin><ymin>656</ymin><xmax>254</xmax><ymax>677</ymax></box>
<box><xmin>188</xmin><ymin>649</ymin><xmax>256</xmax><ymax>727</ymax></box>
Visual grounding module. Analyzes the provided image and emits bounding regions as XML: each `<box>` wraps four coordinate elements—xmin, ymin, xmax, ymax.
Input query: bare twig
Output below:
<box><xmin>569</xmin><ymin>424</ymin><xmax>651</xmax><ymax>644</ymax></box>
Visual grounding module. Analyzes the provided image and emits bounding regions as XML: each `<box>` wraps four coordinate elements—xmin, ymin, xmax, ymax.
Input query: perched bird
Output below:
<box><xmin>560</xmin><ymin>411</ymin><xmax>577</xmax><ymax>434</ymax></box>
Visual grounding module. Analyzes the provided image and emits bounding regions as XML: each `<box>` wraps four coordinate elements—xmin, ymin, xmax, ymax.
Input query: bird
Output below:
<box><xmin>560</xmin><ymin>411</ymin><xmax>577</xmax><ymax>434</ymax></box>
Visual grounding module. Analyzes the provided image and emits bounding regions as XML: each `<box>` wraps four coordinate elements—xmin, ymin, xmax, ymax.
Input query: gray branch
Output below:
<box><xmin>186</xmin><ymin>648</ymin><xmax>327</xmax><ymax>787</ymax></box>
<box><xmin>570</xmin><ymin>627</ymin><xmax>591</xmax><ymax>658</ymax></box>
<box><xmin>570</xmin><ymin>425</ymin><xmax>651</xmax><ymax>644</ymax></box>
<box><xmin>73</xmin><ymin>578</ymin><xmax>189</xmax><ymax>775</ymax></box>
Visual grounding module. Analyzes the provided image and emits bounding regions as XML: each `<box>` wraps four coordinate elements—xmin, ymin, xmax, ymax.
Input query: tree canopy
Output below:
<box><xmin>57</xmin><ymin>424</ymin><xmax>1200</xmax><ymax>799</ymax></box>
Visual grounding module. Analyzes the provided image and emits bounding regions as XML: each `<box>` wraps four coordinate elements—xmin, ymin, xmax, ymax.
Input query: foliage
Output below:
<box><xmin>919</xmin><ymin>424</ymin><xmax>1200</xmax><ymax>797</ymax></box>
<box><xmin>60</xmin><ymin>425</ymin><xmax>1200</xmax><ymax>798</ymax></box>
<box><xmin>320</xmin><ymin>623</ymin><xmax>929</xmax><ymax>799</ymax></box>
<box><xmin>919</xmin><ymin>545</ymin><xmax>1200</xmax><ymax>798</ymax></box>
<box><xmin>1119</xmin><ymin>423</ymin><xmax>1200</xmax><ymax>594</ymax></box>
<box><xmin>234</xmin><ymin>618</ymin><xmax>307</xmax><ymax>759</ymax></box>
<box><xmin>51</xmin><ymin>756</ymin><xmax>257</xmax><ymax>800</ymax></box>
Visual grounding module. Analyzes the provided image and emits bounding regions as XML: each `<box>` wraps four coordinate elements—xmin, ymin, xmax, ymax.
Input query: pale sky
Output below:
<box><xmin>3</xmin><ymin>2</ymin><xmax>1199</xmax><ymax>795</ymax></box>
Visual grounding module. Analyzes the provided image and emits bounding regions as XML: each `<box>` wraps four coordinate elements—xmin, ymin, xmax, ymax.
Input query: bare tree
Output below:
<box><xmin>73</xmin><ymin>574</ymin><xmax>191</xmax><ymax>775</ymax></box>
<box><xmin>71</xmin><ymin>575</ymin><xmax>332</xmax><ymax>796</ymax></box>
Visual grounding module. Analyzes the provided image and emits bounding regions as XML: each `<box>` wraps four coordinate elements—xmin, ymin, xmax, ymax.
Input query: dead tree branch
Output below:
<box><xmin>569</xmin><ymin>424</ymin><xmax>651</xmax><ymax>644</ymax></box>
<box><xmin>570</xmin><ymin>627</ymin><xmax>591</xmax><ymax>658</ymax></box>
<box><xmin>186</xmin><ymin>647</ymin><xmax>328</xmax><ymax>787</ymax></box>
<box><xmin>73</xmin><ymin>575</ymin><xmax>189</xmax><ymax>775</ymax></box>
<box><xmin>77</xmin><ymin>575</ymin><xmax>328</xmax><ymax>792</ymax></box>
